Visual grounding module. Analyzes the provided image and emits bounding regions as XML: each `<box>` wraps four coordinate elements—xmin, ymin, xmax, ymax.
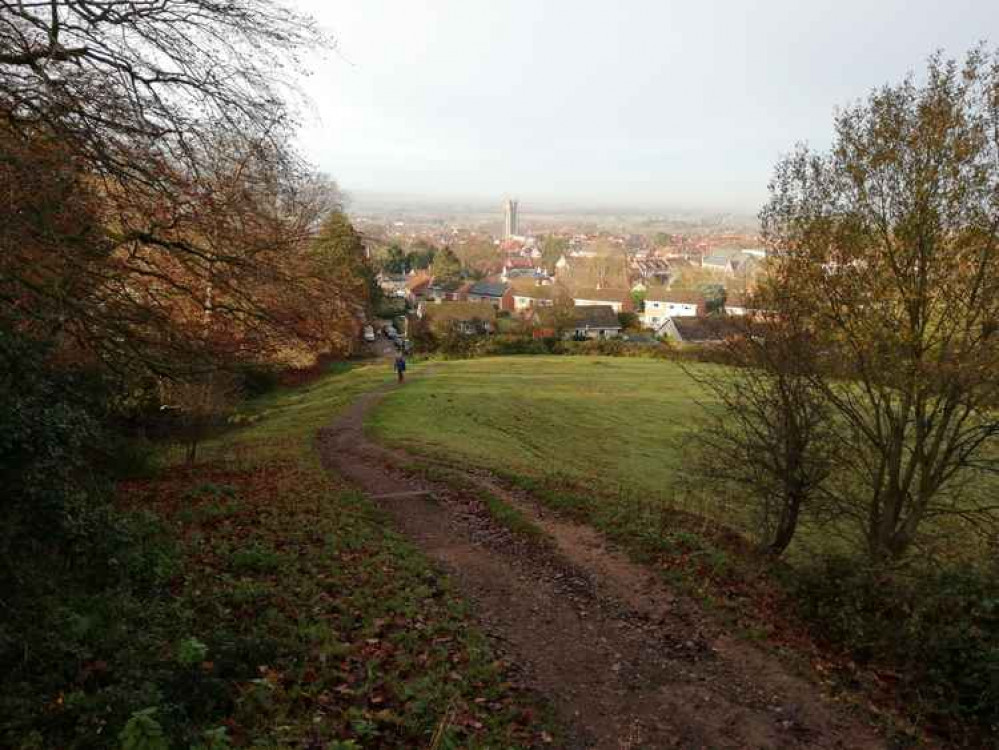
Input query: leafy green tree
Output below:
<box><xmin>540</xmin><ymin>235</ymin><xmax>569</xmax><ymax>272</ymax></box>
<box><xmin>687</xmin><ymin>306</ymin><xmax>834</xmax><ymax>557</ymax></box>
<box><xmin>763</xmin><ymin>49</ymin><xmax>999</xmax><ymax>562</ymax></box>
<box><xmin>701</xmin><ymin>284</ymin><xmax>726</xmax><ymax>314</ymax></box>
<box><xmin>381</xmin><ymin>244</ymin><xmax>408</xmax><ymax>274</ymax></box>
<box><xmin>617</xmin><ymin>311</ymin><xmax>640</xmax><ymax>331</ymax></box>
<box><xmin>630</xmin><ymin>289</ymin><xmax>646</xmax><ymax>313</ymax></box>
<box><xmin>406</xmin><ymin>240</ymin><xmax>437</xmax><ymax>270</ymax></box>
<box><xmin>431</xmin><ymin>247</ymin><xmax>463</xmax><ymax>287</ymax></box>
<box><xmin>312</xmin><ymin>210</ymin><xmax>377</xmax><ymax>306</ymax></box>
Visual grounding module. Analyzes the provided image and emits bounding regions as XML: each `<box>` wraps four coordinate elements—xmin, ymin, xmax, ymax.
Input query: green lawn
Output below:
<box><xmin>370</xmin><ymin>356</ymin><xmax>711</xmax><ymax>502</ymax></box>
<box><xmin>367</xmin><ymin>357</ymin><xmax>766</xmax><ymax>577</ymax></box>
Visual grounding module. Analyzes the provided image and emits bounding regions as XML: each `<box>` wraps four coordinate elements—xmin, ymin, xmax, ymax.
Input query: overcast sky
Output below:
<box><xmin>293</xmin><ymin>0</ymin><xmax>997</xmax><ymax>213</ymax></box>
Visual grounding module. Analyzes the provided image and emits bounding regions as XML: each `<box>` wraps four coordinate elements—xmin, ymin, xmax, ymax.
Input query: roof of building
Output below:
<box><xmin>504</xmin><ymin>257</ymin><xmax>535</xmax><ymax>269</ymax></box>
<box><xmin>571</xmin><ymin>287</ymin><xmax>632</xmax><ymax>304</ymax></box>
<box><xmin>505</xmin><ymin>268</ymin><xmax>546</xmax><ymax>280</ymax></box>
<box><xmin>424</xmin><ymin>301</ymin><xmax>497</xmax><ymax>323</ymax></box>
<box><xmin>572</xmin><ymin>305</ymin><xmax>621</xmax><ymax>330</ymax></box>
<box><xmin>405</xmin><ymin>274</ymin><xmax>432</xmax><ymax>292</ymax></box>
<box><xmin>671</xmin><ymin>316</ymin><xmax>748</xmax><ymax>342</ymax></box>
<box><xmin>702</xmin><ymin>254</ymin><xmax>734</xmax><ymax>268</ymax></box>
<box><xmin>467</xmin><ymin>281</ymin><xmax>509</xmax><ymax>298</ymax></box>
<box><xmin>510</xmin><ymin>280</ymin><xmax>560</xmax><ymax>300</ymax></box>
<box><xmin>645</xmin><ymin>287</ymin><xmax>703</xmax><ymax>305</ymax></box>
<box><xmin>428</xmin><ymin>279</ymin><xmax>465</xmax><ymax>293</ymax></box>
<box><xmin>630</xmin><ymin>257</ymin><xmax>672</xmax><ymax>276</ymax></box>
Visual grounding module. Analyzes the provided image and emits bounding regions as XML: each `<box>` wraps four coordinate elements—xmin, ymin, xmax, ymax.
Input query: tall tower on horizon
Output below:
<box><xmin>503</xmin><ymin>198</ymin><xmax>519</xmax><ymax>239</ymax></box>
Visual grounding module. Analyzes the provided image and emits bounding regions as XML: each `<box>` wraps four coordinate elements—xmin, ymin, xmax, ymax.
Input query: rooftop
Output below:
<box><xmin>572</xmin><ymin>305</ymin><xmax>621</xmax><ymax>330</ymax></box>
<box><xmin>571</xmin><ymin>287</ymin><xmax>632</xmax><ymax>303</ymax></box>
<box><xmin>424</xmin><ymin>301</ymin><xmax>497</xmax><ymax>323</ymax></box>
<box><xmin>467</xmin><ymin>281</ymin><xmax>509</xmax><ymax>298</ymax></box>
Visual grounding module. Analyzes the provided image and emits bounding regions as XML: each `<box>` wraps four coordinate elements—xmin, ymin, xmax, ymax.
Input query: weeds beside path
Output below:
<box><xmin>320</xmin><ymin>377</ymin><xmax>886</xmax><ymax>750</ymax></box>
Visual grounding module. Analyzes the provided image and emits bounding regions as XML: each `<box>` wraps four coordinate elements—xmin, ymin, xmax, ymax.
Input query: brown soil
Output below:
<box><xmin>317</xmin><ymin>383</ymin><xmax>886</xmax><ymax>750</ymax></box>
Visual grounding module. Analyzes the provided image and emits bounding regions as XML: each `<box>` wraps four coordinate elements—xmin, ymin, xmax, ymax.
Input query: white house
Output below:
<box><xmin>641</xmin><ymin>289</ymin><xmax>703</xmax><ymax>330</ymax></box>
<box><xmin>510</xmin><ymin>282</ymin><xmax>557</xmax><ymax>312</ymax></box>
<box><xmin>701</xmin><ymin>254</ymin><xmax>734</xmax><ymax>273</ymax></box>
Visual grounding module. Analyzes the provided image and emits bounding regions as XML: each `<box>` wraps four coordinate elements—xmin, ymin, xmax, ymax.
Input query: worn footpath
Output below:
<box><xmin>317</xmin><ymin>382</ymin><xmax>884</xmax><ymax>750</ymax></box>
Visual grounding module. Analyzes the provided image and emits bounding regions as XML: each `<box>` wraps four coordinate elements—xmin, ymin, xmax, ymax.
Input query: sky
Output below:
<box><xmin>293</xmin><ymin>0</ymin><xmax>999</xmax><ymax>213</ymax></box>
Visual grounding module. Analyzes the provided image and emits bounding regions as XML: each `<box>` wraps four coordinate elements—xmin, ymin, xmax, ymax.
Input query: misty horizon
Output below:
<box><xmin>293</xmin><ymin>0</ymin><xmax>999</xmax><ymax>213</ymax></box>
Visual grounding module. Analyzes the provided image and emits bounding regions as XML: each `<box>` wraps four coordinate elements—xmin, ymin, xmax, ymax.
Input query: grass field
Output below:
<box><xmin>370</xmin><ymin>356</ymin><xmax>710</xmax><ymax>503</ymax></box>
<box><xmin>367</xmin><ymin>356</ymin><xmax>776</xmax><ymax>597</ymax></box>
<box><xmin>369</xmin><ymin>356</ymin><xmax>988</xmax><ymax>563</ymax></box>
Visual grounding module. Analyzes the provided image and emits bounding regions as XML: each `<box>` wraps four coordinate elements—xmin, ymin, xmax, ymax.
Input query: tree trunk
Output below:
<box><xmin>768</xmin><ymin>493</ymin><xmax>802</xmax><ymax>557</ymax></box>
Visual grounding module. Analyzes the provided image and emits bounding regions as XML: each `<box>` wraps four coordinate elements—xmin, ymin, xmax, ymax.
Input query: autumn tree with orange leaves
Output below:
<box><xmin>0</xmin><ymin>0</ymin><xmax>367</xmax><ymax>379</ymax></box>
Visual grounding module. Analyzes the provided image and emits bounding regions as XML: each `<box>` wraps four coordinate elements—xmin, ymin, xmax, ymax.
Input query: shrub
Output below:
<box><xmin>233</xmin><ymin>362</ymin><xmax>280</xmax><ymax>398</ymax></box>
<box><xmin>789</xmin><ymin>556</ymin><xmax>999</xmax><ymax>737</ymax></box>
<box><xmin>478</xmin><ymin>335</ymin><xmax>554</xmax><ymax>356</ymax></box>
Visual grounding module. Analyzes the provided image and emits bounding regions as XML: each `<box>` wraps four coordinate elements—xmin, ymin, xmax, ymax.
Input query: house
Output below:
<box><xmin>701</xmin><ymin>254</ymin><xmax>735</xmax><ymax>273</ymax></box>
<box><xmin>724</xmin><ymin>291</ymin><xmax>754</xmax><ymax>316</ymax></box>
<box><xmin>661</xmin><ymin>316</ymin><xmax>744</xmax><ymax>344</ymax></box>
<box><xmin>509</xmin><ymin>280</ymin><xmax>563</xmax><ymax>312</ymax></box>
<box><xmin>426</xmin><ymin>280</ymin><xmax>466</xmax><ymax>303</ymax></box>
<box><xmin>464</xmin><ymin>280</ymin><xmax>511</xmax><ymax>309</ymax></box>
<box><xmin>423</xmin><ymin>301</ymin><xmax>497</xmax><ymax>335</ymax></box>
<box><xmin>404</xmin><ymin>273</ymin><xmax>432</xmax><ymax>304</ymax></box>
<box><xmin>730</xmin><ymin>251</ymin><xmax>764</xmax><ymax>279</ymax></box>
<box><xmin>377</xmin><ymin>273</ymin><xmax>408</xmax><ymax>298</ymax></box>
<box><xmin>529</xmin><ymin>304</ymin><xmax>621</xmax><ymax>339</ymax></box>
<box><xmin>502</xmin><ymin>256</ymin><xmax>534</xmax><ymax>272</ymax></box>
<box><xmin>504</xmin><ymin>267</ymin><xmax>549</xmax><ymax>283</ymax></box>
<box><xmin>555</xmin><ymin>254</ymin><xmax>630</xmax><ymax>288</ymax></box>
<box><xmin>629</xmin><ymin>256</ymin><xmax>672</xmax><ymax>286</ymax></box>
<box><xmin>641</xmin><ymin>288</ymin><xmax>703</xmax><ymax>330</ymax></box>
<box><xmin>568</xmin><ymin>305</ymin><xmax>622</xmax><ymax>339</ymax></box>
<box><xmin>571</xmin><ymin>287</ymin><xmax>634</xmax><ymax>313</ymax></box>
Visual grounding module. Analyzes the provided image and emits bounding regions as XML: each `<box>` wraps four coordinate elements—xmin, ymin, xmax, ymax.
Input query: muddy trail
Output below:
<box><xmin>317</xmin><ymin>382</ymin><xmax>884</xmax><ymax>750</ymax></box>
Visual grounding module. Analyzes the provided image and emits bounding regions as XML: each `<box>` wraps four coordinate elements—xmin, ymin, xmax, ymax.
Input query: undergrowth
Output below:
<box><xmin>3</xmin><ymin>363</ymin><xmax>554</xmax><ymax>748</ymax></box>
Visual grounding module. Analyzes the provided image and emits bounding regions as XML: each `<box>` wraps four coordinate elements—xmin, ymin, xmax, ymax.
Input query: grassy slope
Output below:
<box><xmin>368</xmin><ymin>357</ymin><xmax>752</xmax><ymax>561</ymax></box>
<box><xmin>369</xmin><ymin>356</ymin><xmax>999</xmax><ymax>746</ymax></box>
<box><xmin>370</xmin><ymin>357</ymin><xmax>706</xmax><ymax>500</ymax></box>
<box><xmin>113</xmin><ymin>364</ymin><xmax>548</xmax><ymax>750</ymax></box>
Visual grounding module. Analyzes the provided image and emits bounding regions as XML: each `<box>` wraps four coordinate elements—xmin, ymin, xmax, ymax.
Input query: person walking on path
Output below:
<box><xmin>394</xmin><ymin>353</ymin><xmax>407</xmax><ymax>383</ymax></box>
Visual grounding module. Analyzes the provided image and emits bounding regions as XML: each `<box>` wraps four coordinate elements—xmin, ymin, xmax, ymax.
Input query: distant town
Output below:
<box><xmin>351</xmin><ymin>196</ymin><xmax>766</xmax><ymax>344</ymax></box>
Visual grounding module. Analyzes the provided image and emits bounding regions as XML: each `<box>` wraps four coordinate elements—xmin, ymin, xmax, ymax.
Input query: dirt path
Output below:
<box><xmin>317</xmin><ymin>383</ymin><xmax>884</xmax><ymax>750</ymax></box>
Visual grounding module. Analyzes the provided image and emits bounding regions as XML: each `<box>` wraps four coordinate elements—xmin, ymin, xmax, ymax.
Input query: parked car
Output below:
<box><xmin>363</xmin><ymin>325</ymin><xmax>375</xmax><ymax>342</ymax></box>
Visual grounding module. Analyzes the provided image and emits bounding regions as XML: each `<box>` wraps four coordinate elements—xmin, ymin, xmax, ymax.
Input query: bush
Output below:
<box><xmin>558</xmin><ymin>338</ymin><xmax>673</xmax><ymax>359</ymax></box>
<box><xmin>478</xmin><ymin>335</ymin><xmax>555</xmax><ymax>356</ymax></box>
<box><xmin>789</xmin><ymin>556</ymin><xmax>999</xmax><ymax>737</ymax></box>
<box><xmin>0</xmin><ymin>327</ymin><xmax>203</xmax><ymax>750</ymax></box>
<box><xmin>418</xmin><ymin>330</ymin><xmax>674</xmax><ymax>360</ymax></box>
<box><xmin>233</xmin><ymin>362</ymin><xmax>280</xmax><ymax>398</ymax></box>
